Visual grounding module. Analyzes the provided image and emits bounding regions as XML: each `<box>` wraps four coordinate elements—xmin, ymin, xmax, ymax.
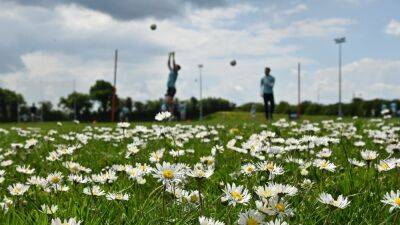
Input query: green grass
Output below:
<box><xmin>0</xmin><ymin>112</ymin><xmax>399</xmax><ymax>224</ymax></box>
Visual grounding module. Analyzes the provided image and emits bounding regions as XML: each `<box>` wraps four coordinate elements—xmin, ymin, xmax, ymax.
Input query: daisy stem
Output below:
<box><xmin>197</xmin><ymin>179</ymin><xmax>204</xmax><ymax>215</ymax></box>
<box><xmin>393</xmin><ymin>210</ymin><xmax>399</xmax><ymax>225</ymax></box>
<box><xmin>162</xmin><ymin>185</ymin><xmax>166</xmax><ymax>222</ymax></box>
<box><xmin>226</xmin><ymin>205</ymin><xmax>233</xmax><ymax>225</ymax></box>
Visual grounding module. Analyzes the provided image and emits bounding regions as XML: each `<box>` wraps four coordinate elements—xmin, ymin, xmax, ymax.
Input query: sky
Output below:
<box><xmin>0</xmin><ymin>0</ymin><xmax>399</xmax><ymax>106</ymax></box>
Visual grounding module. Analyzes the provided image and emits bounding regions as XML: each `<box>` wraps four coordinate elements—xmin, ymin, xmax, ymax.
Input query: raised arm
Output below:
<box><xmin>167</xmin><ymin>53</ymin><xmax>172</xmax><ymax>70</ymax></box>
<box><xmin>172</xmin><ymin>52</ymin><xmax>176</xmax><ymax>68</ymax></box>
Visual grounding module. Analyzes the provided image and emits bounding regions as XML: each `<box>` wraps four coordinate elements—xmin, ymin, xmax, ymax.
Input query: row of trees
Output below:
<box><xmin>236</xmin><ymin>98</ymin><xmax>399</xmax><ymax>117</ymax></box>
<box><xmin>0</xmin><ymin>80</ymin><xmax>398</xmax><ymax>122</ymax></box>
<box><xmin>0</xmin><ymin>80</ymin><xmax>236</xmax><ymax>122</ymax></box>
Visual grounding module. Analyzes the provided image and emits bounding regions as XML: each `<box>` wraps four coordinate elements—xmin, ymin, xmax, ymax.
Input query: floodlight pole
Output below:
<box><xmin>335</xmin><ymin>37</ymin><xmax>345</xmax><ymax>117</ymax></box>
<box><xmin>198</xmin><ymin>64</ymin><xmax>203</xmax><ymax>120</ymax></box>
<box><xmin>73</xmin><ymin>79</ymin><xmax>77</xmax><ymax>121</ymax></box>
<box><xmin>297</xmin><ymin>63</ymin><xmax>301</xmax><ymax>118</ymax></box>
<box><xmin>111</xmin><ymin>49</ymin><xmax>118</xmax><ymax>122</ymax></box>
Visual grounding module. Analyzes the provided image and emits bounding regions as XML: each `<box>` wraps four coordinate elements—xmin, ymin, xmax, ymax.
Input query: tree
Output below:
<box><xmin>0</xmin><ymin>88</ymin><xmax>25</xmax><ymax>122</ymax></box>
<box><xmin>275</xmin><ymin>101</ymin><xmax>291</xmax><ymax>114</ymax></box>
<box><xmin>125</xmin><ymin>97</ymin><xmax>133</xmax><ymax>112</ymax></box>
<box><xmin>40</xmin><ymin>101</ymin><xmax>67</xmax><ymax>121</ymax></box>
<box><xmin>89</xmin><ymin>80</ymin><xmax>114</xmax><ymax>113</ymax></box>
<box><xmin>59</xmin><ymin>92</ymin><xmax>92</xmax><ymax>120</ymax></box>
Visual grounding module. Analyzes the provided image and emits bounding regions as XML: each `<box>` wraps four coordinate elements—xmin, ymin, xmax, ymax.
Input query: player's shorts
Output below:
<box><xmin>166</xmin><ymin>87</ymin><xmax>176</xmax><ymax>97</ymax></box>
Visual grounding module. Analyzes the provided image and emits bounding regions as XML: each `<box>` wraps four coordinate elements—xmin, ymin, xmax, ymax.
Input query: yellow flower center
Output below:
<box><xmin>162</xmin><ymin>169</ymin><xmax>174</xmax><ymax>179</ymax></box>
<box><xmin>381</xmin><ymin>163</ymin><xmax>390</xmax><ymax>170</ymax></box>
<box><xmin>246</xmin><ymin>167</ymin><xmax>254</xmax><ymax>173</ymax></box>
<box><xmin>276</xmin><ymin>203</ymin><xmax>285</xmax><ymax>212</ymax></box>
<box><xmin>129</xmin><ymin>171</ymin><xmax>137</xmax><ymax>176</ymax></box>
<box><xmin>190</xmin><ymin>194</ymin><xmax>199</xmax><ymax>203</ymax></box>
<box><xmin>266</xmin><ymin>162</ymin><xmax>274</xmax><ymax>171</ymax></box>
<box><xmin>262</xmin><ymin>190</ymin><xmax>273</xmax><ymax>198</ymax></box>
<box><xmin>230</xmin><ymin>191</ymin><xmax>243</xmax><ymax>201</ymax></box>
<box><xmin>247</xmin><ymin>218</ymin><xmax>259</xmax><ymax>225</ymax></box>
<box><xmin>394</xmin><ymin>198</ymin><xmax>400</xmax><ymax>206</ymax></box>
<box><xmin>115</xmin><ymin>194</ymin><xmax>123</xmax><ymax>200</ymax></box>
<box><xmin>14</xmin><ymin>188</ymin><xmax>22</xmax><ymax>194</ymax></box>
<box><xmin>51</xmin><ymin>177</ymin><xmax>60</xmax><ymax>184</ymax></box>
<box><xmin>321</xmin><ymin>161</ymin><xmax>328</xmax><ymax>168</ymax></box>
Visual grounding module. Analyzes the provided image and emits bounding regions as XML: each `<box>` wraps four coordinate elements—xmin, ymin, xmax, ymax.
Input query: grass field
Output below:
<box><xmin>0</xmin><ymin>112</ymin><xmax>399</xmax><ymax>225</ymax></box>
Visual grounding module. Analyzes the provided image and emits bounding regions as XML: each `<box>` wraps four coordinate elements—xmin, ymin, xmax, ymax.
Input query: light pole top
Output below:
<box><xmin>198</xmin><ymin>64</ymin><xmax>203</xmax><ymax>68</ymax></box>
<box><xmin>334</xmin><ymin>37</ymin><xmax>346</xmax><ymax>44</ymax></box>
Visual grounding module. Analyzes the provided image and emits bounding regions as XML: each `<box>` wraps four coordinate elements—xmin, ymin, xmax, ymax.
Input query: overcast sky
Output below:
<box><xmin>0</xmin><ymin>0</ymin><xmax>399</xmax><ymax>105</ymax></box>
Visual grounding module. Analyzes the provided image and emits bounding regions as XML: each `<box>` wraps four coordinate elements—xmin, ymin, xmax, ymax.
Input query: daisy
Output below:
<box><xmin>313</xmin><ymin>159</ymin><xmax>336</xmax><ymax>172</ymax></box>
<box><xmin>183</xmin><ymin>190</ymin><xmax>202</xmax><ymax>204</ymax></box>
<box><xmin>318</xmin><ymin>192</ymin><xmax>351</xmax><ymax>209</ymax></box>
<box><xmin>40</xmin><ymin>204</ymin><xmax>58</xmax><ymax>214</ymax></box>
<box><xmin>256</xmin><ymin>161</ymin><xmax>284</xmax><ymax>179</ymax></box>
<box><xmin>255</xmin><ymin>197</ymin><xmax>294</xmax><ymax>218</ymax></box>
<box><xmin>149</xmin><ymin>149</ymin><xmax>165</xmax><ymax>163</ymax></box>
<box><xmin>348</xmin><ymin>158</ymin><xmax>366</xmax><ymax>167</ymax></box>
<box><xmin>187</xmin><ymin>163</ymin><xmax>214</xmax><ymax>179</ymax></box>
<box><xmin>152</xmin><ymin>162</ymin><xmax>185</xmax><ymax>185</ymax></box>
<box><xmin>254</xmin><ymin>185</ymin><xmax>276</xmax><ymax>199</ymax></box>
<box><xmin>199</xmin><ymin>216</ymin><xmax>225</xmax><ymax>225</ymax></box>
<box><xmin>200</xmin><ymin>156</ymin><xmax>216</xmax><ymax>167</ymax></box>
<box><xmin>16</xmin><ymin>165</ymin><xmax>35</xmax><ymax>174</ymax></box>
<box><xmin>266</xmin><ymin>219</ymin><xmax>288</xmax><ymax>225</ymax></box>
<box><xmin>360</xmin><ymin>150</ymin><xmax>379</xmax><ymax>161</ymax></box>
<box><xmin>8</xmin><ymin>183</ymin><xmax>30</xmax><ymax>196</ymax></box>
<box><xmin>155</xmin><ymin>111</ymin><xmax>172</xmax><ymax>121</ymax></box>
<box><xmin>27</xmin><ymin>176</ymin><xmax>47</xmax><ymax>187</ymax></box>
<box><xmin>0</xmin><ymin>197</ymin><xmax>13</xmax><ymax>213</ymax></box>
<box><xmin>316</xmin><ymin>148</ymin><xmax>332</xmax><ymax>158</ymax></box>
<box><xmin>126</xmin><ymin>143</ymin><xmax>140</xmax><ymax>158</ymax></box>
<box><xmin>221</xmin><ymin>183</ymin><xmax>251</xmax><ymax>206</ymax></box>
<box><xmin>83</xmin><ymin>186</ymin><xmax>105</xmax><ymax>197</ymax></box>
<box><xmin>238</xmin><ymin>209</ymin><xmax>265</xmax><ymax>225</ymax></box>
<box><xmin>51</xmin><ymin>218</ymin><xmax>81</xmax><ymax>225</ymax></box>
<box><xmin>381</xmin><ymin>190</ymin><xmax>400</xmax><ymax>212</ymax></box>
<box><xmin>106</xmin><ymin>192</ymin><xmax>130</xmax><ymax>201</ymax></box>
<box><xmin>117</xmin><ymin>122</ymin><xmax>130</xmax><ymax>129</ymax></box>
<box><xmin>270</xmin><ymin>183</ymin><xmax>298</xmax><ymax>197</ymax></box>
<box><xmin>47</xmin><ymin>172</ymin><xmax>63</xmax><ymax>185</ymax></box>
<box><xmin>376</xmin><ymin>160</ymin><xmax>396</xmax><ymax>172</ymax></box>
<box><xmin>241</xmin><ymin>163</ymin><xmax>257</xmax><ymax>176</ymax></box>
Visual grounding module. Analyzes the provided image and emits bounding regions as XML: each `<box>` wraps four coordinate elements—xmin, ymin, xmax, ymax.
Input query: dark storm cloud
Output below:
<box><xmin>7</xmin><ymin>0</ymin><xmax>228</xmax><ymax>20</ymax></box>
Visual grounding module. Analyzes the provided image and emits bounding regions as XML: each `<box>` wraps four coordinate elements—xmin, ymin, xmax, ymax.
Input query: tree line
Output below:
<box><xmin>0</xmin><ymin>80</ymin><xmax>398</xmax><ymax>122</ymax></box>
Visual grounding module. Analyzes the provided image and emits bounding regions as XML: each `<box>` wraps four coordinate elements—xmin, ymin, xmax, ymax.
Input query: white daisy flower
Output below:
<box><xmin>8</xmin><ymin>183</ymin><xmax>30</xmax><ymax>196</ymax></box>
<box><xmin>381</xmin><ymin>190</ymin><xmax>400</xmax><ymax>212</ymax></box>
<box><xmin>221</xmin><ymin>183</ymin><xmax>251</xmax><ymax>206</ymax></box>
<box><xmin>238</xmin><ymin>209</ymin><xmax>265</xmax><ymax>225</ymax></box>
<box><xmin>106</xmin><ymin>192</ymin><xmax>130</xmax><ymax>201</ymax></box>
<box><xmin>40</xmin><ymin>204</ymin><xmax>58</xmax><ymax>214</ymax></box>
<box><xmin>83</xmin><ymin>186</ymin><xmax>105</xmax><ymax>197</ymax></box>
<box><xmin>51</xmin><ymin>218</ymin><xmax>81</xmax><ymax>225</ymax></box>
<box><xmin>361</xmin><ymin>150</ymin><xmax>379</xmax><ymax>161</ymax></box>
<box><xmin>318</xmin><ymin>192</ymin><xmax>351</xmax><ymax>209</ymax></box>
<box><xmin>199</xmin><ymin>216</ymin><xmax>225</xmax><ymax>225</ymax></box>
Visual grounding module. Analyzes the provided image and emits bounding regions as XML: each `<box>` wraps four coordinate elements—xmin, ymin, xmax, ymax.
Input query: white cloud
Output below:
<box><xmin>283</xmin><ymin>4</ymin><xmax>308</xmax><ymax>16</ymax></box>
<box><xmin>385</xmin><ymin>19</ymin><xmax>400</xmax><ymax>37</ymax></box>
<box><xmin>286</xmin><ymin>18</ymin><xmax>353</xmax><ymax>37</ymax></box>
<box><xmin>307</xmin><ymin>58</ymin><xmax>400</xmax><ymax>103</ymax></box>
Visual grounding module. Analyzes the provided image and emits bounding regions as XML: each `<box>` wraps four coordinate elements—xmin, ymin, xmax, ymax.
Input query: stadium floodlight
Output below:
<box><xmin>111</xmin><ymin>49</ymin><xmax>118</xmax><ymax>122</ymax></box>
<box><xmin>198</xmin><ymin>64</ymin><xmax>203</xmax><ymax>120</ymax></box>
<box><xmin>334</xmin><ymin>37</ymin><xmax>346</xmax><ymax>117</ymax></box>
